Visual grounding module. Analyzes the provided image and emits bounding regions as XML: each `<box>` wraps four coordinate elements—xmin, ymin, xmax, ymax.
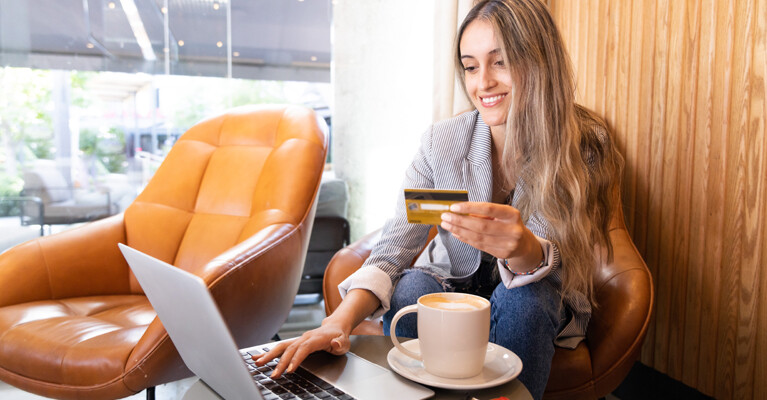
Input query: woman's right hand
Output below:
<box><xmin>252</xmin><ymin>288</ymin><xmax>381</xmax><ymax>379</ymax></box>
<box><xmin>253</xmin><ymin>320</ymin><xmax>350</xmax><ymax>378</ymax></box>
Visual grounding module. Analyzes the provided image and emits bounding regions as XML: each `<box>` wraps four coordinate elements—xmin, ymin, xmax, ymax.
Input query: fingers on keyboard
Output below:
<box><xmin>241</xmin><ymin>351</ymin><xmax>356</xmax><ymax>400</ymax></box>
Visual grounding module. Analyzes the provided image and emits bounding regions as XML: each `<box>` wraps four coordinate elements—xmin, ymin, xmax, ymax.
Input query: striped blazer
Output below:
<box><xmin>339</xmin><ymin>110</ymin><xmax>590</xmax><ymax>348</ymax></box>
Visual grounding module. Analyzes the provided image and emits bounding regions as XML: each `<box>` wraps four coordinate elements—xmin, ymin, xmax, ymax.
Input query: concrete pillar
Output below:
<box><xmin>52</xmin><ymin>70</ymin><xmax>73</xmax><ymax>184</ymax></box>
<box><xmin>332</xmin><ymin>0</ymin><xmax>437</xmax><ymax>239</ymax></box>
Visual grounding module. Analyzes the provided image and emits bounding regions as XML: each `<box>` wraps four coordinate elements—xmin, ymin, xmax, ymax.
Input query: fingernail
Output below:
<box><xmin>441</xmin><ymin>213</ymin><xmax>452</xmax><ymax>222</ymax></box>
<box><xmin>449</xmin><ymin>204</ymin><xmax>460</xmax><ymax>212</ymax></box>
<box><xmin>288</xmin><ymin>363</ymin><xmax>295</xmax><ymax>372</ymax></box>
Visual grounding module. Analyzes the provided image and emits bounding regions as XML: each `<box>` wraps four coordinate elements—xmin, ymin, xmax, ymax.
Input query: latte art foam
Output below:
<box><xmin>420</xmin><ymin>294</ymin><xmax>487</xmax><ymax>311</ymax></box>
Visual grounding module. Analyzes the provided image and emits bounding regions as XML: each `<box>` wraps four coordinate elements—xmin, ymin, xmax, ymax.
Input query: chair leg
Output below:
<box><xmin>146</xmin><ymin>386</ymin><xmax>155</xmax><ymax>400</ymax></box>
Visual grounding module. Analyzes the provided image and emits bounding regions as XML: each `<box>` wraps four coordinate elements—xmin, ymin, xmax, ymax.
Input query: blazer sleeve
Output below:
<box><xmin>507</xmin><ymin>181</ymin><xmax>564</xmax><ymax>287</ymax></box>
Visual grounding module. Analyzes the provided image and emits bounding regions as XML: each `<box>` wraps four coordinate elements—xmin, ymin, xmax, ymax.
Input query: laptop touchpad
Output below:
<box><xmin>302</xmin><ymin>351</ymin><xmax>433</xmax><ymax>400</ymax></box>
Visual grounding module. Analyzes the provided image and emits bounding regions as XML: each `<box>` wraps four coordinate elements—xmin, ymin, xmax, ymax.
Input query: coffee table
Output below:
<box><xmin>182</xmin><ymin>335</ymin><xmax>533</xmax><ymax>400</ymax></box>
<box><xmin>346</xmin><ymin>335</ymin><xmax>532</xmax><ymax>399</ymax></box>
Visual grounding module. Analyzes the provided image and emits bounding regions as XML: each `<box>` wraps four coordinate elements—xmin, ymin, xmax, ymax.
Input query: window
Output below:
<box><xmin>0</xmin><ymin>0</ymin><xmax>332</xmax><ymax>245</ymax></box>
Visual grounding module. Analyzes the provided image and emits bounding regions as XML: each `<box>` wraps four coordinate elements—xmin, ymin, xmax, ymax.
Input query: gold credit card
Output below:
<box><xmin>404</xmin><ymin>189</ymin><xmax>469</xmax><ymax>225</ymax></box>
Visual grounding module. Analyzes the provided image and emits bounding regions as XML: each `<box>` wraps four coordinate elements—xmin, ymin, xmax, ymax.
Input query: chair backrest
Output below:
<box><xmin>123</xmin><ymin>104</ymin><xmax>327</xmax><ymax>293</ymax></box>
<box><xmin>22</xmin><ymin>163</ymin><xmax>73</xmax><ymax>204</ymax></box>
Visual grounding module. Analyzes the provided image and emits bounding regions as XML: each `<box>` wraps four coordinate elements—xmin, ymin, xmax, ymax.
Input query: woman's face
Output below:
<box><xmin>459</xmin><ymin>19</ymin><xmax>513</xmax><ymax>133</ymax></box>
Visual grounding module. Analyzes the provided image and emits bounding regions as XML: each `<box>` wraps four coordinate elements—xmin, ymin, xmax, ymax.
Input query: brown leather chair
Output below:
<box><xmin>0</xmin><ymin>104</ymin><xmax>328</xmax><ymax>399</ymax></box>
<box><xmin>322</xmin><ymin>207</ymin><xmax>654</xmax><ymax>399</ymax></box>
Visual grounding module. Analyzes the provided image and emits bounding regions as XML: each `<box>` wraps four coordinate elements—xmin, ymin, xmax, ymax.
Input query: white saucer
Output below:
<box><xmin>386</xmin><ymin>339</ymin><xmax>523</xmax><ymax>390</ymax></box>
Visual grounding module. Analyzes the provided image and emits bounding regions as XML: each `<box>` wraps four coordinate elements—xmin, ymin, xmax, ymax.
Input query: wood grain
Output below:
<box><xmin>733</xmin><ymin>0</ymin><xmax>759</xmax><ymax>397</ymax></box>
<box><xmin>715</xmin><ymin>0</ymin><xmax>744</xmax><ymax>396</ymax></box>
<box><xmin>667</xmin><ymin>0</ymin><xmax>696</xmax><ymax>380</ymax></box>
<box><xmin>549</xmin><ymin>0</ymin><xmax>767</xmax><ymax>398</ymax></box>
<box><xmin>683</xmin><ymin>0</ymin><xmax>710</xmax><ymax>388</ymax></box>
<box><xmin>648</xmin><ymin>0</ymin><xmax>671</xmax><ymax>373</ymax></box>
<box><xmin>698</xmin><ymin>0</ymin><xmax>727</xmax><ymax>393</ymax></box>
<box><xmin>753</xmin><ymin>2</ymin><xmax>767</xmax><ymax>399</ymax></box>
<box><xmin>623</xmin><ymin>0</ymin><xmax>644</xmax><ymax>234</ymax></box>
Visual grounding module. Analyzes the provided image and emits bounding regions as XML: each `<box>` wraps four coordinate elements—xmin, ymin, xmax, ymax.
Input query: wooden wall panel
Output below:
<box><xmin>740</xmin><ymin>1</ymin><xmax>766</xmax><ymax>398</ymax></box>
<box><xmin>646</xmin><ymin>0</ymin><xmax>670</xmax><ymax>370</ymax></box>
<box><xmin>753</xmin><ymin>2</ymin><xmax>767</xmax><ymax>399</ymax></box>
<box><xmin>716</xmin><ymin>0</ymin><xmax>743</xmax><ymax>396</ymax></box>
<box><xmin>685</xmin><ymin>0</ymin><xmax>712</xmax><ymax>387</ymax></box>
<box><xmin>549</xmin><ymin>1</ymin><xmax>767</xmax><ymax>399</ymax></box>
<box><xmin>700</xmin><ymin>0</ymin><xmax>727</xmax><ymax>393</ymax></box>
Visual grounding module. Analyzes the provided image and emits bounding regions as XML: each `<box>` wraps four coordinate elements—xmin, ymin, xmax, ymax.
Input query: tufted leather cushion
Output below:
<box><xmin>322</xmin><ymin>209</ymin><xmax>653</xmax><ymax>399</ymax></box>
<box><xmin>0</xmin><ymin>296</ymin><xmax>153</xmax><ymax>386</ymax></box>
<box><xmin>125</xmin><ymin>106</ymin><xmax>325</xmax><ymax>281</ymax></box>
<box><xmin>0</xmin><ymin>105</ymin><xmax>327</xmax><ymax>399</ymax></box>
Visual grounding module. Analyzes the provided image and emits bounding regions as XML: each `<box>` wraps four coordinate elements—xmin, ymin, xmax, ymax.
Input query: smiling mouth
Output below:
<box><xmin>480</xmin><ymin>94</ymin><xmax>506</xmax><ymax>107</ymax></box>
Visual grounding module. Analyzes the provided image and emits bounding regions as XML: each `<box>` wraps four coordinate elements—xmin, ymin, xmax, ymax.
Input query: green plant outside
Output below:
<box><xmin>79</xmin><ymin>127</ymin><xmax>127</xmax><ymax>174</ymax></box>
<box><xmin>0</xmin><ymin>172</ymin><xmax>24</xmax><ymax>216</ymax></box>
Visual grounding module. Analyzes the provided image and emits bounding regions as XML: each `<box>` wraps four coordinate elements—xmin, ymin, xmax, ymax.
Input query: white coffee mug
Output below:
<box><xmin>390</xmin><ymin>292</ymin><xmax>491</xmax><ymax>379</ymax></box>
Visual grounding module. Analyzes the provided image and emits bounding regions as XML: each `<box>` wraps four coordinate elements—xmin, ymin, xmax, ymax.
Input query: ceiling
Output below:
<box><xmin>0</xmin><ymin>0</ymin><xmax>332</xmax><ymax>82</ymax></box>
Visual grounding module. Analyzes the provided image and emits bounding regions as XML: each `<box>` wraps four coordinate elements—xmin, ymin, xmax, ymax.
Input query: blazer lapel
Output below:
<box><xmin>439</xmin><ymin>113</ymin><xmax>492</xmax><ymax>278</ymax></box>
<box><xmin>463</xmin><ymin>114</ymin><xmax>493</xmax><ymax>203</ymax></box>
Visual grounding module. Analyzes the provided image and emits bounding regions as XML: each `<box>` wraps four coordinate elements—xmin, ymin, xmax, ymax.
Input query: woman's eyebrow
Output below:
<box><xmin>460</xmin><ymin>48</ymin><xmax>502</xmax><ymax>60</ymax></box>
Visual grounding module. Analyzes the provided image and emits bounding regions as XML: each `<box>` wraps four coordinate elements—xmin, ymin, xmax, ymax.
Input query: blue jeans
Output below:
<box><xmin>382</xmin><ymin>270</ymin><xmax>562</xmax><ymax>400</ymax></box>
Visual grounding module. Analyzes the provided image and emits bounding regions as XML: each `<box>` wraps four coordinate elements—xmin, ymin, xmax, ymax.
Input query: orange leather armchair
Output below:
<box><xmin>0</xmin><ymin>105</ymin><xmax>328</xmax><ymax>399</ymax></box>
<box><xmin>322</xmin><ymin>208</ymin><xmax>654</xmax><ymax>399</ymax></box>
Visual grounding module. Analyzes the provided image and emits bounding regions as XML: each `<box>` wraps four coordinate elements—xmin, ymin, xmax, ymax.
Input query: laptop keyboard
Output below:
<box><xmin>242</xmin><ymin>349</ymin><xmax>356</xmax><ymax>400</ymax></box>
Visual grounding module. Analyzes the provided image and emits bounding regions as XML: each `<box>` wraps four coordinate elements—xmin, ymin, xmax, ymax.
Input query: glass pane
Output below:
<box><xmin>164</xmin><ymin>0</ymin><xmax>227</xmax><ymax>77</ymax></box>
<box><xmin>0</xmin><ymin>0</ymin><xmax>332</xmax><ymax>252</ymax></box>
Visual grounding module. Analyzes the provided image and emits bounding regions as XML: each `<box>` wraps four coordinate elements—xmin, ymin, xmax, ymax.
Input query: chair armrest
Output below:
<box><xmin>127</xmin><ymin>221</ymin><xmax>315</xmax><ymax>385</ymax></box>
<box><xmin>186</xmin><ymin>222</ymin><xmax>311</xmax><ymax>348</ymax></box>
<box><xmin>588</xmin><ymin>227</ymin><xmax>654</xmax><ymax>393</ymax></box>
<box><xmin>322</xmin><ymin>229</ymin><xmax>383</xmax><ymax>316</ymax></box>
<box><xmin>198</xmin><ymin>223</ymin><xmax>302</xmax><ymax>283</ymax></box>
<box><xmin>0</xmin><ymin>214</ymin><xmax>129</xmax><ymax>307</ymax></box>
<box><xmin>320</xmin><ymin>225</ymin><xmax>441</xmax><ymax>316</ymax></box>
<box><xmin>23</xmin><ymin>186</ymin><xmax>113</xmax><ymax>201</ymax></box>
<box><xmin>0</xmin><ymin>195</ymin><xmax>43</xmax><ymax>209</ymax></box>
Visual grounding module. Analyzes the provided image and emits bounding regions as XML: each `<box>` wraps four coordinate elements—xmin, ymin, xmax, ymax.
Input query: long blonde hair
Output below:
<box><xmin>456</xmin><ymin>0</ymin><xmax>624</xmax><ymax>307</ymax></box>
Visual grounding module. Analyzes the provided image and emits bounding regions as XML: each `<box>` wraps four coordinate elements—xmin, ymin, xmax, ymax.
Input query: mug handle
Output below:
<box><xmin>389</xmin><ymin>304</ymin><xmax>422</xmax><ymax>361</ymax></box>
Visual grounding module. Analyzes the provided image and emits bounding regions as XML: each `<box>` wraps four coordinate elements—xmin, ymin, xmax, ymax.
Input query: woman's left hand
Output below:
<box><xmin>440</xmin><ymin>202</ymin><xmax>543</xmax><ymax>271</ymax></box>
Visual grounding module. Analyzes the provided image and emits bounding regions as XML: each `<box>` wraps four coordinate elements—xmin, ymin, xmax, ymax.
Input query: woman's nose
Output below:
<box><xmin>479</xmin><ymin>68</ymin><xmax>496</xmax><ymax>90</ymax></box>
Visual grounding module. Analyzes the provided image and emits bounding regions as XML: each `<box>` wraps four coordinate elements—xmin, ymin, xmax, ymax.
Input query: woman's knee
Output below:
<box><xmin>383</xmin><ymin>270</ymin><xmax>444</xmax><ymax>337</ymax></box>
<box><xmin>489</xmin><ymin>280</ymin><xmax>561</xmax><ymax>337</ymax></box>
<box><xmin>388</xmin><ymin>269</ymin><xmax>444</xmax><ymax>311</ymax></box>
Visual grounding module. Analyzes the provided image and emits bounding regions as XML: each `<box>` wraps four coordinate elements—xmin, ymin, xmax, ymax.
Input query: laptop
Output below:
<box><xmin>118</xmin><ymin>244</ymin><xmax>434</xmax><ymax>400</ymax></box>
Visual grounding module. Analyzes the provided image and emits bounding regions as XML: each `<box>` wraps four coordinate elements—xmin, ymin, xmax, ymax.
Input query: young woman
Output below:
<box><xmin>256</xmin><ymin>1</ymin><xmax>623</xmax><ymax>398</ymax></box>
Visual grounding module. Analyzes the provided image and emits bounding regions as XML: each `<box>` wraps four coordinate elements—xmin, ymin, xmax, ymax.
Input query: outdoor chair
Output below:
<box><xmin>16</xmin><ymin>162</ymin><xmax>119</xmax><ymax>235</ymax></box>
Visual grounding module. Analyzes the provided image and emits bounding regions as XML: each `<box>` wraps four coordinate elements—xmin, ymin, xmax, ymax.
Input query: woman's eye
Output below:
<box><xmin>463</xmin><ymin>65</ymin><xmax>477</xmax><ymax>72</ymax></box>
<box><xmin>494</xmin><ymin>60</ymin><xmax>505</xmax><ymax>67</ymax></box>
